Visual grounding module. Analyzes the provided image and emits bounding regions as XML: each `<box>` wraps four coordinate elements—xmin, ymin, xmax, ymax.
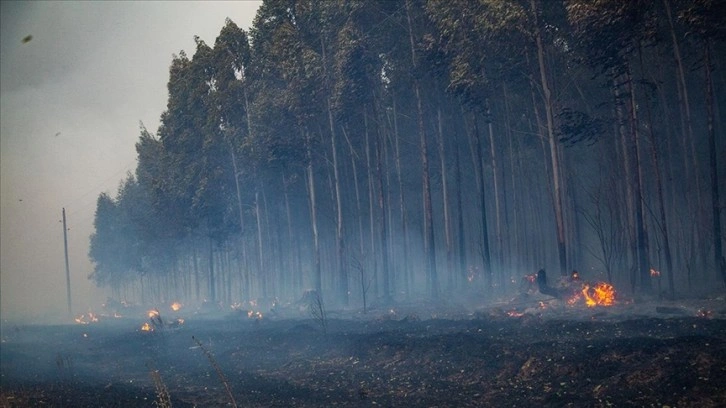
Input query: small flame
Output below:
<box><xmin>74</xmin><ymin>312</ymin><xmax>100</xmax><ymax>324</ymax></box>
<box><xmin>507</xmin><ymin>310</ymin><xmax>525</xmax><ymax>317</ymax></box>
<box><xmin>148</xmin><ymin>309</ymin><xmax>160</xmax><ymax>319</ymax></box>
<box><xmin>141</xmin><ymin>322</ymin><xmax>153</xmax><ymax>331</ymax></box>
<box><xmin>170</xmin><ymin>302</ymin><xmax>182</xmax><ymax>311</ymax></box>
<box><xmin>247</xmin><ymin>310</ymin><xmax>263</xmax><ymax>319</ymax></box>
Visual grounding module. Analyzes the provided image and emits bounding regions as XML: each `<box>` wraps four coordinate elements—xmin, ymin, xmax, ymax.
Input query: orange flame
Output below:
<box><xmin>170</xmin><ymin>302</ymin><xmax>182</xmax><ymax>312</ymax></box>
<box><xmin>140</xmin><ymin>322</ymin><xmax>153</xmax><ymax>331</ymax></box>
<box><xmin>581</xmin><ymin>282</ymin><xmax>616</xmax><ymax>307</ymax></box>
<box><xmin>147</xmin><ymin>309</ymin><xmax>160</xmax><ymax>319</ymax></box>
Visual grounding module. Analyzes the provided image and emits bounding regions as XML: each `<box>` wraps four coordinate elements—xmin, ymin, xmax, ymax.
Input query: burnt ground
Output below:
<box><xmin>1</xmin><ymin>298</ymin><xmax>725</xmax><ymax>407</ymax></box>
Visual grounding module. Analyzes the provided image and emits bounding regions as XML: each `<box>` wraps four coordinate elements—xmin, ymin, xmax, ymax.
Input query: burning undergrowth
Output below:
<box><xmin>2</xmin><ymin>295</ymin><xmax>725</xmax><ymax>407</ymax></box>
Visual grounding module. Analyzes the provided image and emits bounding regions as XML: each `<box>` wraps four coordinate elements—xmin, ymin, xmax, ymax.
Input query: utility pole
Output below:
<box><xmin>62</xmin><ymin>208</ymin><xmax>72</xmax><ymax>318</ymax></box>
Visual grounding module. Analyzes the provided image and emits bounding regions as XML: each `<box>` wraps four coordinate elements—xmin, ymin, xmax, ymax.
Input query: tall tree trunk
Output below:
<box><xmin>406</xmin><ymin>0</ymin><xmax>438</xmax><ymax>298</ymax></box>
<box><xmin>454</xmin><ymin>136</ymin><xmax>467</xmax><ymax>288</ymax></box>
<box><xmin>485</xmin><ymin>99</ymin><xmax>503</xmax><ymax>288</ymax></box>
<box><xmin>625</xmin><ymin>62</ymin><xmax>651</xmax><ymax>293</ymax></box>
<box><xmin>255</xmin><ymin>187</ymin><xmax>266</xmax><ymax>298</ymax></box>
<box><xmin>704</xmin><ymin>41</ymin><xmax>725</xmax><ymax>287</ymax></box>
<box><xmin>532</xmin><ymin>0</ymin><xmax>567</xmax><ymax>277</ymax></box>
<box><xmin>364</xmin><ymin>112</ymin><xmax>379</xmax><ymax>297</ymax></box>
<box><xmin>473</xmin><ymin>116</ymin><xmax>493</xmax><ymax>288</ymax></box>
<box><xmin>208</xmin><ymin>235</ymin><xmax>215</xmax><ymax>302</ymax></box>
<box><xmin>437</xmin><ymin>108</ymin><xmax>454</xmax><ymax>292</ymax></box>
<box><xmin>391</xmin><ymin>97</ymin><xmax>411</xmax><ymax>297</ymax></box>
<box><xmin>375</xmin><ymin>109</ymin><xmax>391</xmax><ymax>302</ymax></box>
<box><xmin>305</xmin><ymin>130</ymin><xmax>322</xmax><ymax>294</ymax></box>
<box><xmin>503</xmin><ymin>81</ymin><xmax>518</xmax><ymax>275</ymax></box>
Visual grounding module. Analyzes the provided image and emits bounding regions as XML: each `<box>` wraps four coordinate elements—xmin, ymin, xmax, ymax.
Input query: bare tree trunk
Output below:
<box><xmin>454</xmin><ymin>137</ymin><xmax>467</xmax><ymax>289</ymax></box>
<box><xmin>625</xmin><ymin>62</ymin><xmax>652</xmax><ymax>293</ymax></box>
<box><xmin>208</xmin><ymin>235</ymin><xmax>216</xmax><ymax>302</ymax></box>
<box><xmin>375</xmin><ymin>110</ymin><xmax>392</xmax><ymax>302</ymax></box>
<box><xmin>704</xmin><ymin>42</ymin><xmax>726</xmax><ymax>287</ymax></box>
<box><xmin>364</xmin><ymin>112</ymin><xmax>379</xmax><ymax>297</ymax></box>
<box><xmin>437</xmin><ymin>108</ymin><xmax>454</xmax><ymax>292</ymax></box>
<box><xmin>503</xmin><ymin>81</ymin><xmax>518</xmax><ymax>275</ymax></box>
<box><xmin>473</xmin><ymin>116</ymin><xmax>493</xmax><ymax>288</ymax></box>
<box><xmin>391</xmin><ymin>97</ymin><xmax>411</xmax><ymax>297</ymax></box>
<box><xmin>406</xmin><ymin>0</ymin><xmax>438</xmax><ymax>298</ymax></box>
<box><xmin>485</xmin><ymin>99</ymin><xmax>503</xmax><ymax>288</ymax></box>
<box><xmin>532</xmin><ymin>0</ymin><xmax>567</xmax><ymax>277</ymax></box>
<box><xmin>639</xmin><ymin>52</ymin><xmax>676</xmax><ymax>298</ymax></box>
<box><xmin>343</xmin><ymin>126</ymin><xmax>365</xmax><ymax>260</ymax></box>
<box><xmin>305</xmin><ymin>130</ymin><xmax>322</xmax><ymax>294</ymax></box>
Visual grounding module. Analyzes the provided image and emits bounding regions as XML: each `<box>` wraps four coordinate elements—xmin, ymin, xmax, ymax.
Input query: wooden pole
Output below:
<box><xmin>63</xmin><ymin>208</ymin><xmax>72</xmax><ymax>318</ymax></box>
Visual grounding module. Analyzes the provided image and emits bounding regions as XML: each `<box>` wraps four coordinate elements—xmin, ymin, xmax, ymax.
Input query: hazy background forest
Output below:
<box><xmin>87</xmin><ymin>0</ymin><xmax>725</xmax><ymax>311</ymax></box>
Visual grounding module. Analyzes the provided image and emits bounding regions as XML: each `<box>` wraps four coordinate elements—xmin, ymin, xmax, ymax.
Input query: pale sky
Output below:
<box><xmin>0</xmin><ymin>0</ymin><xmax>262</xmax><ymax>322</ymax></box>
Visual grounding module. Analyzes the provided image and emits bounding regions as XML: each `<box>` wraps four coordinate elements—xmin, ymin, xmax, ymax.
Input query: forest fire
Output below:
<box><xmin>581</xmin><ymin>282</ymin><xmax>616</xmax><ymax>307</ymax></box>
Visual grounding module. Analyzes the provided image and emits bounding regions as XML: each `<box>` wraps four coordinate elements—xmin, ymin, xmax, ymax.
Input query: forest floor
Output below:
<box><xmin>1</xmin><ymin>294</ymin><xmax>725</xmax><ymax>407</ymax></box>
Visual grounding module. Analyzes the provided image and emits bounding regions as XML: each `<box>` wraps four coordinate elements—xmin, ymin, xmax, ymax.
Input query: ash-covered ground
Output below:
<box><xmin>2</xmin><ymin>295</ymin><xmax>725</xmax><ymax>407</ymax></box>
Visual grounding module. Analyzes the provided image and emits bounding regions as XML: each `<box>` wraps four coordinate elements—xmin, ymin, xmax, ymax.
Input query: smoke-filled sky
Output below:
<box><xmin>0</xmin><ymin>1</ymin><xmax>262</xmax><ymax>322</ymax></box>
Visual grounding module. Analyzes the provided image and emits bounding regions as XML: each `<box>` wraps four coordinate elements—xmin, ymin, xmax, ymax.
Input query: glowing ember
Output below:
<box><xmin>148</xmin><ymin>309</ymin><xmax>160</xmax><ymax>319</ymax></box>
<box><xmin>650</xmin><ymin>268</ymin><xmax>661</xmax><ymax>277</ymax></box>
<box><xmin>581</xmin><ymin>282</ymin><xmax>616</xmax><ymax>307</ymax></box>
<box><xmin>247</xmin><ymin>310</ymin><xmax>263</xmax><ymax>319</ymax></box>
<box><xmin>140</xmin><ymin>322</ymin><xmax>153</xmax><ymax>331</ymax></box>
<box><xmin>567</xmin><ymin>293</ymin><xmax>581</xmax><ymax>306</ymax></box>
<box><xmin>170</xmin><ymin>302</ymin><xmax>182</xmax><ymax>311</ymax></box>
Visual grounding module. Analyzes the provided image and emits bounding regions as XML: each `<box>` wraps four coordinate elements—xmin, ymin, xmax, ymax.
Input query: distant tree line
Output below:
<box><xmin>89</xmin><ymin>0</ymin><xmax>725</xmax><ymax>307</ymax></box>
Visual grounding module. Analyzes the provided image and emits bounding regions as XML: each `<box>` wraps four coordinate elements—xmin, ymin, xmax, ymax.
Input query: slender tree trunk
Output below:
<box><xmin>437</xmin><ymin>108</ymin><xmax>454</xmax><ymax>292</ymax></box>
<box><xmin>454</xmin><ymin>136</ymin><xmax>467</xmax><ymax>288</ymax></box>
<box><xmin>485</xmin><ymin>99</ymin><xmax>503</xmax><ymax>288</ymax></box>
<box><xmin>473</xmin><ymin>116</ymin><xmax>493</xmax><ymax>288</ymax></box>
<box><xmin>704</xmin><ymin>42</ymin><xmax>726</xmax><ymax>287</ymax></box>
<box><xmin>375</xmin><ymin>110</ymin><xmax>391</xmax><ymax>302</ymax></box>
<box><xmin>364</xmin><ymin>112</ymin><xmax>379</xmax><ymax>297</ymax></box>
<box><xmin>532</xmin><ymin>0</ymin><xmax>567</xmax><ymax>277</ymax></box>
<box><xmin>503</xmin><ymin>81</ymin><xmax>518</xmax><ymax>276</ymax></box>
<box><xmin>305</xmin><ymin>130</ymin><xmax>322</xmax><ymax>294</ymax></box>
<box><xmin>208</xmin><ymin>235</ymin><xmax>215</xmax><ymax>302</ymax></box>
<box><xmin>342</xmin><ymin>126</ymin><xmax>365</xmax><ymax>260</ymax></box>
<box><xmin>391</xmin><ymin>97</ymin><xmax>411</xmax><ymax>297</ymax></box>
<box><xmin>406</xmin><ymin>0</ymin><xmax>438</xmax><ymax>298</ymax></box>
<box><xmin>625</xmin><ymin>62</ymin><xmax>652</xmax><ymax>293</ymax></box>
<box><xmin>640</xmin><ymin>51</ymin><xmax>676</xmax><ymax>298</ymax></box>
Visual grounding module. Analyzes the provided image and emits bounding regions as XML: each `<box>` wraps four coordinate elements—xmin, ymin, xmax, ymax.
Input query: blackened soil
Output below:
<box><xmin>2</xmin><ymin>310</ymin><xmax>725</xmax><ymax>407</ymax></box>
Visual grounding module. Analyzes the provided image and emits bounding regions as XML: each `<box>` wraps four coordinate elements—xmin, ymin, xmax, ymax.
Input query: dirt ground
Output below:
<box><xmin>2</xmin><ymin>296</ymin><xmax>725</xmax><ymax>407</ymax></box>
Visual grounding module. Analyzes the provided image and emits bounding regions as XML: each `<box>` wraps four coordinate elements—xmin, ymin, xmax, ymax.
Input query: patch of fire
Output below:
<box><xmin>140</xmin><ymin>309</ymin><xmax>184</xmax><ymax>332</ymax></box>
<box><xmin>581</xmin><ymin>282</ymin><xmax>616</xmax><ymax>307</ymax></box>
<box><xmin>74</xmin><ymin>312</ymin><xmax>99</xmax><ymax>324</ymax></box>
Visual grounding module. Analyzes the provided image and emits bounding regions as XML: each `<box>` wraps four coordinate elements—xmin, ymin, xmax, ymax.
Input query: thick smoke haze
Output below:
<box><xmin>0</xmin><ymin>1</ymin><xmax>262</xmax><ymax>323</ymax></box>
